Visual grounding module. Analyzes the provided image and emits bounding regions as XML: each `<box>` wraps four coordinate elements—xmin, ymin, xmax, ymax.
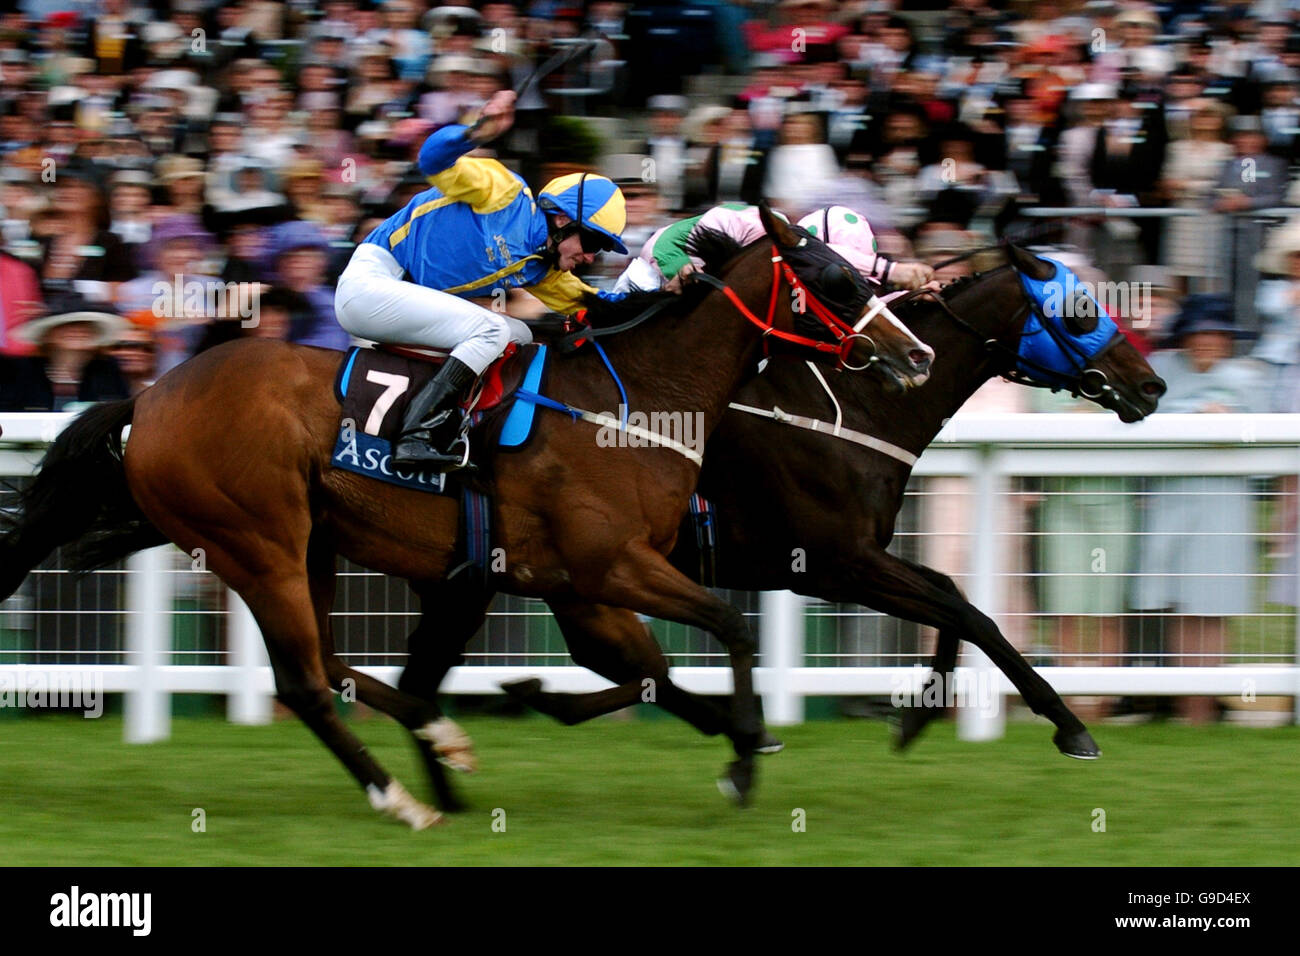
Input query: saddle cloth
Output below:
<box><xmin>330</xmin><ymin>342</ymin><xmax>548</xmax><ymax>495</ymax></box>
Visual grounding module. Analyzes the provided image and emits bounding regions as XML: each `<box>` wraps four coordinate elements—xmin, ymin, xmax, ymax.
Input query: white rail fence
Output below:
<box><xmin>1</xmin><ymin>412</ymin><xmax>1297</xmax><ymax>742</ymax></box>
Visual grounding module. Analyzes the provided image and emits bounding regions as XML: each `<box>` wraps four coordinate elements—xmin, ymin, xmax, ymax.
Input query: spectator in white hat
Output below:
<box><xmin>763</xmin><ymin>110</ymin><xmax>842</xmax><ymax>219</ymax></box>
<box><xmin>642</xmin><ymin>94</ymin><xmax>690</xmax><ymax>212</ymax></box>
<box><xmin>153</xmin><ymin>154</ymin><xmax>207</xmax><ymax>218</ymax></box>
<box><xmin>0</xmin><ymin>294</ymin><xmax>130</xmax><ymax>411</ymax></box>
<box><xmin>1094</xmin><ymin>7</ymin><xmax>1173</xmax><ymax>82</ymax></box>
<box><xmin>1059</xmin><ymin>83</ymin><xmax>1117</xmax><ymax>207</ymax></box>
<box><xmin>420</xmin><ymin>55</ymin><xmax>491</xmax><ymax>128</ymax></box>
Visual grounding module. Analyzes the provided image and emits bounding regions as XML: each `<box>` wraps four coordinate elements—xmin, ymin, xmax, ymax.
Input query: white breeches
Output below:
<box><xmin>334</xmin><ymin>242</ymin><xmax>533</xmax><ymax>375</ymax></box>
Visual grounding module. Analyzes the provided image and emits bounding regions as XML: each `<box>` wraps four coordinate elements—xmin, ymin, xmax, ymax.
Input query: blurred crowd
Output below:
<box><xmin>4</xmin><ymin>0</ymin><xmax>1300</xmax><ymax>408</ymax></box>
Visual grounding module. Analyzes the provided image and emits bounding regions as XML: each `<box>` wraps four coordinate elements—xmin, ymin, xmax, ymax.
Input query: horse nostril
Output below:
<box><xmin>909</xmin><ymin>349</ymin><xmax>932</xmax><ymax>370</ymax></box>
<box><xmin>1141</xmin><ymin>378</ymin><xmax>1167</xmax><ymax>399</ymax></box>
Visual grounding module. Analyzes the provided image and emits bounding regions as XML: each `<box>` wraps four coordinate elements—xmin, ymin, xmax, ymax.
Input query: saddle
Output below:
<box><xmin>373</xmin><ymin>342</ymin><xmax>527</xmax><ymax>413</ymax></box>
<box><xmin>331</xmin><ymin>342</ymin><xmax>549</xmax><ymax>496</ymax></box>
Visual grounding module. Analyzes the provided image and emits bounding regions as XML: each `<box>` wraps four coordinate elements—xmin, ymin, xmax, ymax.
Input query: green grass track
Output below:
<box><xmin>0</xmin><ymin>714</ymin><xmax>1295</xmax><ymax>865</ymax></box>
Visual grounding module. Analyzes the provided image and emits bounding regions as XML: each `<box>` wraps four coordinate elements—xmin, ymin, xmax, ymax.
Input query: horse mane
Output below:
<box><xmin>684</xmin><ymin>225</ymin><xmax>748</xmax><ymax>273</ymax></box>
<box><xmin>877</xmin><ymin>263</ymin><xmax>1013</xmax><ymax>328</ymax></box>
<box><xmin>938</xmin><ymin>273</ymin><xmax>979</xmax><ymax>298</ymax></box>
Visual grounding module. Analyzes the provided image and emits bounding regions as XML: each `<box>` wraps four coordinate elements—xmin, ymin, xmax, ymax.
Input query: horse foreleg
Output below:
<box><xmin>392</xmin><ymin>589</ymin><xmax>756</xmax><ymax>742</ymax></box>
<box><xmin>501</xmin><ymin>602</ymin><xmax>665</xmax><ymax>722</ymax></box>
<box><xmin>241</xmin><ymin>570</ymin><xmax>442</xmax><ymax>829</ymax></box>
<box><xmin>388</xmin><ymin>589</ymin><xmax>778</xmax><ymax>771</ymax></box>
<box><xmin>306</xmin><ymin>547</ymin><xmax>466</xmax><ymax>814</ymax></box>
<box><xmin>501</xmin><ymin>674</ymin><xmax>643</xmax><ymax>724</ymax></box>
<box><xmin>892</xmin><ymin>560</ymin><xmax>964</xmax><ymax>750</ymax></box>
<box><xmin>823</xmin><ymin>547</ymin><xmax>1096</xmax><ymax>758</ymax></box>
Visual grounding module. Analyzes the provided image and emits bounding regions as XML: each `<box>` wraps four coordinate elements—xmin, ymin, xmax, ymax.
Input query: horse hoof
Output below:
<box><xmin>437</xmin><ymin>748</ymin><xmax>477</xmax><ymax>774</ymax></box>
<box><xmin>368</xmin><ymin>780</ymin><xmax>443</xmax><ymax>830</ymax></box>
<box><xmin>439</xmin><ymin>794</ymin><xmax>469</xmax><ymax>814</ymax></box>
<box><xmin>500</xmin><ymin>677</ymin><xmax>543</xmax><ymax>700</ymax></box>
<box><xmin>415</xmin><ymin>718</ymin><xmax>478</xmax><ymax>774</ymax></box>
<box><xmin>755</xmin><ymin>732</ymin><xmax>784</xmax><ymax>755</ymax></box>
<box><xmin>716</xmin><ymin>758</ymin><xmax>756</xmax><ymax>807</ymax></box>
<box><xmin>892</xmin><ymin>706</ymin><xmax>931</xmax><ymax>751</ymax></box>
<box><xmin>1054</xmin><ymin>727</ymin><xmax>1102</xmax><ymax>760</ymax></box>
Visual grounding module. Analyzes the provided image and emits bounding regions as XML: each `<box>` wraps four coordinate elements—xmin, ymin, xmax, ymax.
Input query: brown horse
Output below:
<box><xmin>0</xmin><ymin>208</ymin><xmax>933</xmax><ymax>826</ymax></box>
<box><xmin>380</xmin><ymin>244</ymin><xmax>1168</xmax><ymax>808</ymax></box>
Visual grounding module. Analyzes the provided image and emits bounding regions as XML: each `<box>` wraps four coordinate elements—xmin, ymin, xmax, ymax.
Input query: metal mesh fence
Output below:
<box><xmin>1</xmin><ymin>467</ymin><xmax>1295</xmax><ymax>673</ymax></box>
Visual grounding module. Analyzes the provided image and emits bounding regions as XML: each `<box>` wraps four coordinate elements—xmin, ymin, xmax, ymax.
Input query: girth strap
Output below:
<box><xmin>513</xmin><ymin>388</ymin><xmax>704</xmax><ymax>465</ymax></box>
<box><xmin>726</xmin><ymin>401</ymin><xmax>918</xmax><ymax>466</ymax></box>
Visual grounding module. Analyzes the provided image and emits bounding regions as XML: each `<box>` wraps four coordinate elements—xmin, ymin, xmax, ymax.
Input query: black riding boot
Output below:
<box><xmin>390</xmin><ymin>357</ymin><xmax>480</xmax><ymax>472</ymax></box>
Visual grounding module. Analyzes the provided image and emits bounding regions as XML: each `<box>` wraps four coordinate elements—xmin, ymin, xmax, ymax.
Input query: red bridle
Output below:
<box><xmin>707</xmin><ymin>244</ymin><xmax>877</xmax><ymax>370</ymax></box>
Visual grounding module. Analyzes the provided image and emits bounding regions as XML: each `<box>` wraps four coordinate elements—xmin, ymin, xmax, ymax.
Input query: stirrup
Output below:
<box><xmin>391</xmin><ymin>427</ymin><xmax>473</xmax><ymax>472</ymax></box>
<box><xmin>450</xmin><ymin>436</ymin><xmax>471</xmax><ymax>471</ymax></box>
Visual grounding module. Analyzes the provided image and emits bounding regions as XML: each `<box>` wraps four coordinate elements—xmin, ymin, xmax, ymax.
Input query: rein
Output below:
<box><xmin>925</xmin><ymin>243</ymin><xmax>1005</xmax><ymax>274</ymax></box>
<box><xmin>529</xmin><ymin>239</ymin><xmax>864</xmax><ymax>466</ymax></box>
<box><xmin>556</xmin><ymin>295</ymin><xmax>677</xmax><ymax>351</ymax></box>
<box><xmin>921</xmin><ymin>242</ymin><xmax>1127</xmax><ymax>401</ymax></box>
<box><xmin>727</xmin><ymin>358</ymin><xmax>918</xmax><ymax>466</ymax></box>
<box><xmin>725</xmin><ymin>266</ymin><xmax>1104</xmax><ymax>467</ymax></box>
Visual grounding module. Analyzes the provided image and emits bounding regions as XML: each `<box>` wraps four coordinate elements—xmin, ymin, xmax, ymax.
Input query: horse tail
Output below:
<box><xmin>0</xmin><ymin>398</ymin><xmax>165</xmax><ymax>600</ymax></box>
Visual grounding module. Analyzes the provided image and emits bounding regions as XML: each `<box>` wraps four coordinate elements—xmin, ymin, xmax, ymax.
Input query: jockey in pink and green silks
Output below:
<box><xmin>612</xmin><ymin>203</ymin><xmax>933</xmax><ymax>294</ymax></box>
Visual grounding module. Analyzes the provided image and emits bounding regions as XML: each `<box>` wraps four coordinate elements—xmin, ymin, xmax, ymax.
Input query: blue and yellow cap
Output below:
<box><xmin>538</xmin><ymin>172</ymin><xmax>628</xmax><ymax>254</ymax></box>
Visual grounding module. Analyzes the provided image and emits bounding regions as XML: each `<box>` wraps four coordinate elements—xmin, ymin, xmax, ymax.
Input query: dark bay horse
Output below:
<box><xmin>390</xmin><ymin>244</ymin><xmax>1166</xmax><ymax>805</ymax></box>
<box><xmin>0</xmin><ymin>208</ymin><xmax>934</xmax><ymax>826</ymax></box>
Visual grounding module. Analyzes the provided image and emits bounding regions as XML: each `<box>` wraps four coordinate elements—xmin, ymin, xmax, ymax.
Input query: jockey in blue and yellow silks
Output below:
<box><xmin>335</xmin><ymin>90</ymin><xmax>628</xmax><ymax>471</ymax></box>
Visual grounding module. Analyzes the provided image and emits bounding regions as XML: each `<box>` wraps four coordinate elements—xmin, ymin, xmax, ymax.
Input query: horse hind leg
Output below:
<box><xmin>239</xmin><ymin>565</ymin><xmax>442</xmax><ymax>830</ymax></box>
<box><xmin>397</xmin><ymin>579</ymin><xmax>496</xmax><ymax>780</ymax></box>
<box><xmin>319</xmin><ymin>636</ymin><xmax>472</xmax><ymax>813</ymax></box>
<box><xmin>507</xmin><ymin>601</ymin><xmax>783</xmax><ymax>753</ymax></box>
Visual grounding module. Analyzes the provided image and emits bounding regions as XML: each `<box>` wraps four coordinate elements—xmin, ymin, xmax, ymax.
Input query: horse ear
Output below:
<box><xmin>1006</xmin><ymin>242</ymin><xmax>1055</xmax><ymax>280</ymax></box>
<box><xmin>759</xmin><ymin>202</ymin><xmax>801</xmax><ymax>249</ymax></box>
